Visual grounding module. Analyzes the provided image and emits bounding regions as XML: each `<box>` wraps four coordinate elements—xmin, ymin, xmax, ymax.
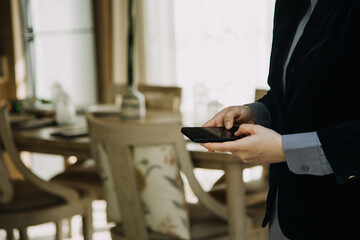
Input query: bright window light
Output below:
<box><xmin>173</xmin><ymin>0</ymin><xmax>275</xmax><ymax>125</ymax></box>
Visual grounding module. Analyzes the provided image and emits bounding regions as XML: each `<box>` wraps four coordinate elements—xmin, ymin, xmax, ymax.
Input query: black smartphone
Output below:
<box><xmin>181</xmin><ymin>126</ymin><xmax>247</xmax><ymax>143</ymax></box>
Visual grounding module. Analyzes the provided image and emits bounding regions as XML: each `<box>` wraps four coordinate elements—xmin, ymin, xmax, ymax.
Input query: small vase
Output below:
<box><xmin>120</xmin><ymin>84</ymin><xmax>146</xmax><ymax>120</ymax></box>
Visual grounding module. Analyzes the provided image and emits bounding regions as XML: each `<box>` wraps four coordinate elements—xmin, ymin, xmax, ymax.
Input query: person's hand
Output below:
<box><xmin>202</xmin><ymin>124</ymin><xmax>286</xmax><ymax>165</ymax></box>
<box><xmin>202</xmin><ymin>105</ymin><xmax>255</xmax><ymax>129</ymax></box>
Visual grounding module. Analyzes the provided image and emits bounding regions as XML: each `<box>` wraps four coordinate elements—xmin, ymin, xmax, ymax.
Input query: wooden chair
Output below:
<box><xmin>51</xmin><ymin>84</ymin><xmax>182</xmax><ymax>205</ymax></box>
<box><xmin>50</xmin><ymin>85</ymin><xmax>182</xmax><ymax>237</ymax></box>
<box><xmin>113</xmin><ymin>84</ymin><xmax>182</xmax><ymax>112</ymax></box>
<box><xmin>0</xmin><ymin>108</ymin><xmax>94</xmax><ymax>240</ymax></box>
<box><xmin>87</xmin><ymin>112</ymin><xmax>267</xmax><ymax>240</ymax></box>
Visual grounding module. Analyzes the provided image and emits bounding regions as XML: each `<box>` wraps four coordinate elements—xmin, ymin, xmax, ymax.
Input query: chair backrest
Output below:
<box><xmin>87</xmin><ymin>113</ymin><xmax>191</xmax><ymax>239</ymax></box>
<box><xmin>0</xmin><ymin>108</ymin><xmax>79</xmax><ymax>203</ymax></box>
<box><xmin>113</xmin><ymin>84</ymin><xmax>182</xmax><ymax>112</ymax></box>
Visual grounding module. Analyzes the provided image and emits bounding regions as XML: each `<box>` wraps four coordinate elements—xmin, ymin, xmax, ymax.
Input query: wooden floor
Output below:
<box><xmin>0</xmin><ymin>201</ymin><xmax>113</xmax><ymax>240</ymax></box>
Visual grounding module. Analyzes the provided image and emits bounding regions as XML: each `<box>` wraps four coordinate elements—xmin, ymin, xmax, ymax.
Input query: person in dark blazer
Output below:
<box><xmin>202</xmin><ymin>0</ymin><xmax>360</xmax><ymax>239</ymax></box>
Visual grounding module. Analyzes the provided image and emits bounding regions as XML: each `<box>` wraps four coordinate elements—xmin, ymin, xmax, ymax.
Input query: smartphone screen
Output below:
<box><xmin>181</xmin><ymin>127</ymin><xmax>246</xmax><ymax>143</ymax></box>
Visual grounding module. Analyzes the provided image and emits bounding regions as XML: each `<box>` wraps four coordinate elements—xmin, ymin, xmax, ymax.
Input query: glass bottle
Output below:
<box><xmin>120</xmin><ymin>84</ymin><xmax>146</xmax><ymax>120</ymax></box>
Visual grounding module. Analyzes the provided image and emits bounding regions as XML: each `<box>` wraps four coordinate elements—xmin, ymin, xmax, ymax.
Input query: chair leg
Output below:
<box><xmin>55</xmin><ymin>220</ymin><xmax>64</xmax><ymax>240</ymax></box>
<box><xmin>6</xmin><ymin>229</ymin><xmax>14</xmax><ymax>240</ymax></box>
<box><xmin>19</xmin><ymin>228</ymin><xmax>28</xmax><ymax>240</ymax></box>
<box><xmin>82</xmin><ymin>205</ymin><xmax>93</xmax><ymax>240</ymax></box>
<box><xmin>67</xmin><ymin>217</ymin><xmax>73</xmax><ymax>238</ymax></box>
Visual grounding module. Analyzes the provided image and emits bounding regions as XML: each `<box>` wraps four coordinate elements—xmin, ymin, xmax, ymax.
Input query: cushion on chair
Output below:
<box><xmin>96</xmin><ymin>142</ymin><xmax>191</xmax><ymax>239</ymax></box>
<box><xmin>133</xmin><ymin>144</ymin><xmax>190</xmax><ymax>239</ymax></box>
<box><xmin>0</xmin><ymin>180</ymin><xmax>65</xmax><ymax>213</ymax></box>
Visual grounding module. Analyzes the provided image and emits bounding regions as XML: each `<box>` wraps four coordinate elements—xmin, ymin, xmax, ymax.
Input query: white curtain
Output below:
<box><xmin>114</xmin><ymin>0</ymin><xmax>275</xmax><ymax>125</ymax></box>
<box><xmin>112</xmin><ymin>0</ymin><xmax>147</xmax><ymax>86</ymax></box>
<box><xmin>173</xmin><ymin>0</ymin><xmax>275</xmax><ymax>125</ymax></box>
<box><xmin>143</xmin><ymin>0</ymin><xmax>177</xmax><ymax>86</ymax></box>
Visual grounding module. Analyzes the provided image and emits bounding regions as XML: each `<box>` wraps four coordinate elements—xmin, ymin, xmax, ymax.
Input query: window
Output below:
<box><xmin>20</xmin><ymin>0</ymin><xmax>97</xmax><ymax>107</ymax></box>
<box><xmin>143</xmin><ymin>0</ymin><xmax>275</xmax><ymax>126</ymax></box>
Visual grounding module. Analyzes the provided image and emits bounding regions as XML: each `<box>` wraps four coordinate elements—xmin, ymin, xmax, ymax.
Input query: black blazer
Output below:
<box><xmin>258</xmin><ymin>0</ymin><xmax>360</xmax><ymax>239</ymax></box>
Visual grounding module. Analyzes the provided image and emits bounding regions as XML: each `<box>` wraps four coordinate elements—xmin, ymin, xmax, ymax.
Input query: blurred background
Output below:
<box><xmin>0</xmin><ymin>0</ymin><xmax>275</xmax><ymax>239</ymax></box>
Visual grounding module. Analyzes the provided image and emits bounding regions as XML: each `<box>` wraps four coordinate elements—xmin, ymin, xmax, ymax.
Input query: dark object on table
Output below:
<box><xmin>11</xmin><ymin>117</ymin><xmax>56</xmax><ymax>130</ymax></box>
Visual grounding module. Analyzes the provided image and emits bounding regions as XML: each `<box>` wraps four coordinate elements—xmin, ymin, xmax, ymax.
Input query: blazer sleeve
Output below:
<box><xmin>256</xmin><ymin>89</ymin><xmax>282</xmax><ymax>131</ymax></box>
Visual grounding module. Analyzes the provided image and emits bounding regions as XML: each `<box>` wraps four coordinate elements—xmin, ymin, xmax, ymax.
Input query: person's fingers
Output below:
<box><xmin>202</xmin><ymin>111</ymin><xmax>226</xmax><ymax>127</ymax></box>
<box><xmin>202</xmin><ymin>117</ymin><xmax>220</xmax><ymax>127</ymax></box>
<box><xmin>235</xmin><ymin>123</ymin><xmax>256</xmax><ymax>136</ymax></box>
<box><xmin>202</xmin><ymin>119</ymin><xmax>213</xmax><ymax>127</ymax></box>
<box><xmin>234</xmin><ymin>124</ymin><xmax>260</xmax><ymax>136</ymax></box>
<box><xmin>203</xmin><ymin>140</ymin><xmax>245</xmax><ymax>153</ymax></box>
<box><xmin>200</xmin><ymin>143</ymin><xmax>215</xmax><ymax>152</ymax></box>
<box><xmin>223</xmin><ymin>108</ymin><xmax>241</xmax><ymax>129</ymax></box>
<box><xmin>202</xmin><ymin>105</ymin><xmax>254</xmax><ymax>128</ymax></box>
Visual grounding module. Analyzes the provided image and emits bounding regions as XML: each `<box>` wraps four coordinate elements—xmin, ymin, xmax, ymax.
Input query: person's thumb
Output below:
<box><xmin>234</xmin><ymin>124</ymin><xmax>258</xmax><ymax>136</ymax></box>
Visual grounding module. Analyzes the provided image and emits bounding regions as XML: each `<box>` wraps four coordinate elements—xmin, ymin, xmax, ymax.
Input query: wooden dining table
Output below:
<box><xmin>14</xmin><ymin>125</ymin><xmax>92</xmax><ymax>159</ymax></box>
<box><xmin>12</xmin><ymin>110</ymin><xmax>183</xmax><ymax>160</ymax></box>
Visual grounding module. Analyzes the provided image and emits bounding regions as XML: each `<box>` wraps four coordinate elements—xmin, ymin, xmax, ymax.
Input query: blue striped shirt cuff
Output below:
<box><xmin>283</xmin><ymin>132</ymin><xmax>333</xmax><ymax>176</ymax></box>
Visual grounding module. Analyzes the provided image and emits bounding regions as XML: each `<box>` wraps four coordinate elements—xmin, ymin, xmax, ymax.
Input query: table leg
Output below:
<box><xmin>226</xmin><ymin>164</ymin><xmax>246</xmax><ymax>240</ymax></box>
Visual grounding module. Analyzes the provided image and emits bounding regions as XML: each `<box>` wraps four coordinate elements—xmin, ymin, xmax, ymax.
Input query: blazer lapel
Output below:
<box><xmin>284</xmin><ymin>0</ymin><xmax>337</xmax><ymax>100</ymax></box>
<box><xmin>268</xmin><ymin>0</ymin><xmax>309</xmax><ymax>110</ymax></box>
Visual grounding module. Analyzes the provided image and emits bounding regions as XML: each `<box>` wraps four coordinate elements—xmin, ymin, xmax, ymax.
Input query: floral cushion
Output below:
<box><xmin>133</xmin><ymin>144</ymin><xmax>190</xmax><ymax>239</ymax></box>
<box><xmin>96</xmin><ymin>142</ymin><xmax>190</xmax><ymax>239</ymax></box>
